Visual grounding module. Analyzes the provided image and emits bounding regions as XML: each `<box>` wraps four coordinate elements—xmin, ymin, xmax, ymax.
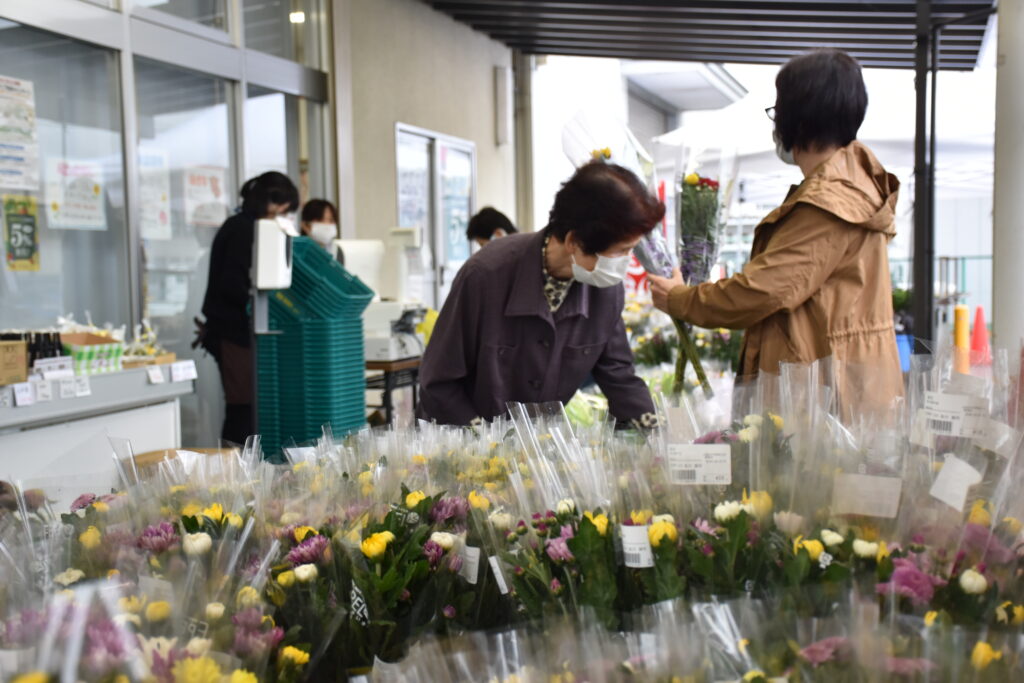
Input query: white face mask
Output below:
<box><xmin>571</xmin><ymin>250</ymin><xmax>631</xmax><ymax>288</ymax></box>
<box><xmin>773</xmin><ymin>130</ymin><xmax>796</xmax><ymax>166</ymax></box>
<box><xmin>309</xmin><ymin>222</ymin><xmax>337</xmax><ymax>247</ymax></box>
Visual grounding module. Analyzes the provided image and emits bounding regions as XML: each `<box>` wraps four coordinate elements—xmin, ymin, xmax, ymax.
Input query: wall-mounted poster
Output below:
<box><xmin>184</xmin><ymin>165</ymin><xmax>228</xmax><ymax>228</ymax></box>
<box><xmin>3</xmin><ymin>194</ymin><xmax>38</xmax><ymax>271</ymax></box>
<box><xmin>45</xmin><ymin>158</ymin><xmax>106</xmax><ymax>230</ymax></box>
<box><xmin>139</xmin><ymin>149</ymin><xmax>171</xmax><ymax>240</ymax></box>
<box><xmin>0</xmin><ymin>75</ymin><xmax>39</xmax><ymax>192</ymax></box>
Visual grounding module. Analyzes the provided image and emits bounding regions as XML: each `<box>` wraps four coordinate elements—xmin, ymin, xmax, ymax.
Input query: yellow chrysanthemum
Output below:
<box><xmin>742</xmin><ymin>489</ymin><xmax>773</xmax><ymax>520</ymax></box>
<box><xmin>228</xmin><ymin>671</ymin><xmax>258</xmax><ymax>683</ymax></box>
<box><xmin>171</xmin><ymin>655</ymin><xmax>222</xmax><ymax>683</ymax></box>
<box><xmin>202</xmin><ymin>502</ymin><xmax>223</xmax><ymax>523</ymax></box>
<box><xmin>968</xmin><ymin>499</ymin><xmax>992</xmax><ymax>527</ymax></box>
<box><xmin>277</xmin><ymin>570</ymin><xmax>296</xmax><ymax>588</ymax></box>
<box><xmin>144</xmin><ymin>601</ymin><xmax>171</xmax><ymax>623</ymax></box>
<box><xmin>278</xmin><ymin>645</ymin><xmax>311</xmax><ymax>668</ymax></box>
<box><xmin>294</xmin><ymin>526</ymin><xmax>318</xmax><ymax>543</ymax></box>
<box><xmin>361</xmin><ymin>531</ymin><xmax>395</xmax><ymax>560</ymax></box>
<box><xmin>91</xmin><ymin>501</ymin><xmax>109</xmax><ymax>513</ymax></box>
<box><xmin>11</xmin><ymin>672</ymin><xmax>49</xmax><ymax>683</ymax></box>
<box><xmin>468</xmin><ymin>490</ymin><xmax>491</xmax><ymax>511</ymax></box>
<box><xmin>630</xmin><ymin>509</ymin><xmax>653</xmax><ymax>526</ymax></box>
<box><xmin>181</xmin><ymin>503</ymin><xmax>202</xmax><ymax>518</ymax></box>
<box><xmin>584</xmin><ymin>511</ymin><xmax>609</xmax><ymax>537</ymax></box>
<box><xmin>970</xmin><ymin>641</ymin><xmax>1002</xmax><ymax>671</ymax></box>
<box><xmin>79</xmin><ymin>526</ymin><xmax>102</xmax><ymax>550</ymax></box>
<box><xmin>405</xmin><ymin>491</ymin><xmax>427</xmax><ymax>509</ymax></box>
<box><xmin>924</xmin><ymin>611</ymin><xmax>938</xmax><ymax>627</ymax></box>
<box><xmin>793</xmin><ymin>536</ymin><xmax>825</xmax><ymax>562</ymax></box>
<box><xmin>648</xmin><ymin>520</ymin><xmax>679</xmax><ymax>548</ymax></box>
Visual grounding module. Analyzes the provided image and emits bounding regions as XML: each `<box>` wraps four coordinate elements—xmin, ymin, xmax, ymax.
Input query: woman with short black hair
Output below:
<box><xmin>650</xmin><ymin>49</ymin><xmax>903</xmax><ymax>419</ymax></box>
<box><xmin>199</xmin><ymin>171</ymin><xmax>299</xmax><ymax>444</ymax></box>
<box><xmin>419</xmin><ymin>161</ymin><xmax>664</xmax><ymax>426</ymax></box>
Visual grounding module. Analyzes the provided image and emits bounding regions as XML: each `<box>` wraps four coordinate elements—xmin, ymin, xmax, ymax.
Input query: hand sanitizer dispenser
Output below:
<box><xmin>254</xmin><ymin>217</ymin><xmax>295</xmax><ymax>290</ymax></box>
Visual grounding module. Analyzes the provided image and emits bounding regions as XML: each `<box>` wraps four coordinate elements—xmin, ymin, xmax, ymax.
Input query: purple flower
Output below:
<box><xmin>885</xmin><ymin>657</ymin><xmax>936</xmax><ymax>676</ymax></box>
<box><xmin>800</xmin><ymin>636</ymin><xmax>849</xmax><ymax>668</ymax></box>
<box><xmin>137</xmin><ymin>522</ymin><xmax>179</xmax><ymax>554</ymax></box>
<box><xmin>83</xmin><ymin>619</ymin><xmax>130</xmax><ymax>676</ymax></box>
<box><xmin>560</xmin><ymin>524</ymin><xmax>575</xmax><ymax>540</ymax></box>
<box><xmin>961</xmin><ymin>523</ymin><xmax>1014</xmax><ymax>565</ymax></box>
<box><xmin>876</xmin><ymin>558</ymin><xmax>946</xmax><ymax>606</ymax></box>
<box><xmin>545</xmin><ymin>536</ymin><xmax>575</xmax><ymax>563</ymax></box>
<box><xmin>423</xmin><ymin>540</ymin><xmax>444</xmax><ymax>568</ymax></box>
<box><xmin>695</xmin><ymin>430</ymin><xmax>739</xmax><ymax>445</ymax></box>
<box><xmin>442</xmin><ymin>605</ymin><xmax>456</xmax><ymax>619</ymax></box>
<box><xmin>701</xmin><ymin>543</ymin><xmax>714</xmax><ymax>557</ymax></box>
<box><xmin>70</xmin><ymin>493</ymin><xmax>97</xmax><ymax>512</ymax></box>
<box><xmin>692</xmin><ymin>518</ymin><xmax>718</xmax><ymax>535</ymax></box>
<box><xmin>430</xmin><ymin>497</ymin><xmax>470</xmax><ymax>525</ymax></box>
<box><xmin>446</xmin><ymin>552</ymin><xmax>464</xmax><ymax>574</ymax></box>
<box><xmin>3</xmin><ymin>609</ymin><xmax>47</xmax><ymax>647</ymax></box>
<box><xmin>285</xmin><ymin>534</ymin><xmax>329</xmax><ymax>566</ymax></box>
<box><xmin>233</xmin><ymin>625</ymin><xmax>285</xmax><ymax>659</ymax></box>
<box><xmin>232</xmin><ymin>608</ymin><xmax>265</xmax><ymax>632</ymax></box>
<box><xmin>550</xmin><ymin>578</ymin><xmax>564</xmax><ymax>595</ymax></box>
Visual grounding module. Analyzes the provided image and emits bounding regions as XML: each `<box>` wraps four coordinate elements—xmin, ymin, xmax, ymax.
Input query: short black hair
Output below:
<box><xmin>301</xmin><ymin>198</ymin><xmax>338</xmax><ymax>225</ymax></box>
<box><xmin>239</xmin><ymin>171</ymin><xmax>299</xmax><ymax>218</ymax></box>
<box><xmin>774</xmin><ymin>49</ymin><xmax>867</xmax><ymax>152</ymax></box>
<box><xmin>546</xmin><ymin>161</ymin><xmax>665</xmax><ymax>255</ymax></box>
<box><xmin>466</xmin><ymin>207</ymin><xmax>516</xmax><ymax>241</ymax></box>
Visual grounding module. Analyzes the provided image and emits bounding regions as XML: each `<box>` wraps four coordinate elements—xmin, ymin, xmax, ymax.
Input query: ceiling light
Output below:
<box><xmin>289</xmin><ymin>11</ymin><xmax>306</xmax><ymax>24</ymax></box>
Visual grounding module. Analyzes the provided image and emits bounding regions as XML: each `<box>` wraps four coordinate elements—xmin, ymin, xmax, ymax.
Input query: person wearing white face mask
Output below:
<box><xmin>648</xmin><ymin>49</ymin><xmax>903</xmax><ymax>421</ymax></box>
<box><xmin>299</xmin><ymin>198</ymin><xmax>342</xmax><ymax>263</ymax></box>
<box><xmin>417</xmin><ymin>161</ymin><xmax>664</xmax><ymax>427</ymax></box>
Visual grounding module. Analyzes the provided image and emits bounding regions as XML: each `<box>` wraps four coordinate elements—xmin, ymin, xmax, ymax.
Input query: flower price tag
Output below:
<box><xmin>929</xmin><ymin>454</ymin><xmax>983</xmax><ymax>512</ymax></box>
<box><xmin>459</xmin><ymin>545</ymin><xmax>481</xmax><ymax>585</ymax></box>
<box><xmin>372</xmin><ymin>656</ymin><xmax>405</xmax><ymax>683</ymax></box>
<box><xmin>33</xmin><ymin>380</ymin><xmax>52</xmax><ymax>402</ymax></box>
<box><xmin>74</xmin><ymin>375</ymin><xmax>91</xmax><ymax>397</ymax></box>
<box><xmin>488</xmin><ymin>555</ymin><xmax>509</xmax><ymax>595</ymax></box>
<box><xmin>146</xmin><ymin>366</ymin><xmax>165</xmax><ymax>384</ymax></box>
<box><xmin>964</xmin><ymin>416</ymin><xmax>1022</xmax><ymax>459</ymax></box>
<box><xmin>832</xmin><ymin>472</ymin><xmax>902</xmax><ymax>519</ymax></box>
<box><xmin>171</xmin><ymin>360</ymin><xmax>198</xmax><ymax>382</ymax></box>
<box><xmin>58</xmin><ymin>377</ymin><xmax>77</xmax><ymax>400</ymax></box>
<box><xmin>922</xmin><ymin>391</ymin><xmax>987</xmax><ymax>437</ymax></box>
<box><xmin>620</xmin><ymin>524</ymin><xmax>654</xmax><ymax>569</ymax></box>
<box><xmin>667</xmin><ymin>444</ymin><xmax>731</xmax><ymax>485</ymax></box>
<box><xmin>13</xmin><ymin>382</ymin><xmax>34</xmax><ymax>407</ymax></box>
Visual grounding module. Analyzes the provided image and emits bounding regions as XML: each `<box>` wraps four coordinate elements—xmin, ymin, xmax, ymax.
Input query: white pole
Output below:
<box><xmin>993</xmin><ymin>3</ymin><xmax>1024</xmax><ymax>354</ymax></box>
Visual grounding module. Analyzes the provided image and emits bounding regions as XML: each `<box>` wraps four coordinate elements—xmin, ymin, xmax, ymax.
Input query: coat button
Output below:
<box><xmin>498</xmin><ymin>348</ymin><xmax>506</xmax><ymax>356</ymax></box>
<box><xmin>530</xmin><ymin>380</ymin><xmax>541</xmax><ymax>389</ymax></box>
<box><xmin>540</xmin><ymin>339</ymin><xmax>550</xmax><ymax>349</ymax></box>
<box><xmin>582</xmin><ymin>348</ymin><xmax>591</xmax><ymax>356</ymax></box>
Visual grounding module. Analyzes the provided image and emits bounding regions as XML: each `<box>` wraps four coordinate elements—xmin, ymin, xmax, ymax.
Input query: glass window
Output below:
<box><xmin>135</xmin><ymin>57</ymin><xmax>236</xmax><ymax>446</ymax></box>
<box><xmin>244</xmin><ymin>84</ymin><xmax>328</xmax><ymax>205</ymax></box>
<box><xmin>0</xmin><ymin>22</ymin><xmax>128</xmax><ymax>329</ymax></box>
<box><xmin>138</xmin><ymin>0</ymin><xmax>227</xmax><ymax>32</ymax></box>
<box><xmin>242</xmin><ymin>0</ymin><xmax>324</xmax><ymax>68</ymax></box>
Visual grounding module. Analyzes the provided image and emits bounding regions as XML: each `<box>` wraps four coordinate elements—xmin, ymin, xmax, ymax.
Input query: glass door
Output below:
<box><xmin>396</xmin><ymin>129</ymin><xmax>435</xmax><ymax>307</ymax></box>
<box><xmin>436</xmin><ymin>142</ymin><xmax>473</xmax><ymax>304</ymax></box>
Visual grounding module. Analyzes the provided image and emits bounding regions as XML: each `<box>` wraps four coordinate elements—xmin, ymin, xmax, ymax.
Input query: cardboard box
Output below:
<box><xmin>0</xmin><ymin>341</ymin><xmax>28</xmax><ymax>386</ymax></box>
<box><xmin>61</xmin><ymin>333</ymin><xmax>125</xmax><ymax>376</ymax></box>
<box><xmin>122</xmin><ymin>352</ymin><xmax>177</xmax><ymax>369</ymax></box>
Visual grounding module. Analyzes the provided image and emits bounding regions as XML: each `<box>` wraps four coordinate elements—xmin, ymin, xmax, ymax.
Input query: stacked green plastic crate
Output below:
<box><xmin>257</xmin><ymin>237</ymin><xmax>374</xmax><ymax>454</ymax></box>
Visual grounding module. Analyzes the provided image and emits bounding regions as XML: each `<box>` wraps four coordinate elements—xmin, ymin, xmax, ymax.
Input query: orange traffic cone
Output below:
<box><xmin>971</xmin><ymin>306</ymin><xmax>992</xmax><ymax>366</ymax></box>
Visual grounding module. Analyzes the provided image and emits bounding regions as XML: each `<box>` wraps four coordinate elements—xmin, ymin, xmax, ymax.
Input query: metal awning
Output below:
<box><xmin>424</xmin><ymin>0</ymin><xmax>994</xmax><ymax>70</ymax></box>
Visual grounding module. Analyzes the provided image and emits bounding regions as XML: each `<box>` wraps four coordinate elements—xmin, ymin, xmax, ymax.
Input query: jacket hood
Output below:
<box><xmin>765</xmin><ymin>140</ymin><xmax>900</xmax><ymax>237</ymax></box>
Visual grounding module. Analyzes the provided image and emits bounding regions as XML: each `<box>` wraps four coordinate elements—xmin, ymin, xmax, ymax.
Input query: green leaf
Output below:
<box><xmin>181</xmin><ymin>515</ymin><xmax>200</xmax><ymax>534</ymax></box>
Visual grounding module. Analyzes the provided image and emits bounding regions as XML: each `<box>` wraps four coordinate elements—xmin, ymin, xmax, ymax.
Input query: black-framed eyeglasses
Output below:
<box><xmin>765</xmin><ymin>106</ymin><xmax>776</xmax><ymax>122</ymax></box>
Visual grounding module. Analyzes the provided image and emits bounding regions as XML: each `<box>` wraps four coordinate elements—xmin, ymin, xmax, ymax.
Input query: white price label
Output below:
<box><xmin>666</xmin><ymin>405</ymin><xmax>697</xmax><ymax>442</ymax></box>
<box><xmin>929</xmin><ymin>454</ymin><xmax>983</xmax><ymax>512</ymax></box>
<box><xmin>922</xmin><ymin>391</ymin><xmax>987</xmax><ymax>437</ymax></box>
<box><xmin>171</xmin><ymin>360</ymin><xmax>198</xmax><ymax>382</ymax></box>
<box><xmin>964</xmin><ymin>416</ymin><xmax>1021</xmax><ymax>458</ymax></box>
<box><xmin>459</xmin><ymin>545</ymin><xmax>481</xmax><ymax>585</ymax></box>
<box><xmin>58</xmin><ymin>377</ymin><xmax>76</xmax><ymax>400</ymax></box>
<box><xmin>146</xmin><ymin>366</ymin><xmax>166</xmax><ymax>384</ymax></box>
<box><xmin>74</xmin><ymin>375</ymin><xmax>91</xmax><ymax>397</ymax></box>
<box><xmin>621</xmin><ymin>524</ymin><xmax>654</xmax><ymax>568</ymax></box>
<box><xmin>489</xmin><ymin>555</ymin><xmax>509</xmax><ymax>595</ymax></box>
<box><xmin>13</xmin><ymin>382</ymin><xmax>34</xmax><ymax>407</ymax></box>
<box><xmin>667</xmin><ymin>444</ymin><xmax>731</xmax><ymax>485</ymax></box>
<box><xmin>33</xmin><ymin>380</ymin><xmax>53</xmax><ymax>402</ymax></box>
<box><xmin>832</xmin><ymin>472</ymin><xmax>902</xmax><ymax>519</ymax></box>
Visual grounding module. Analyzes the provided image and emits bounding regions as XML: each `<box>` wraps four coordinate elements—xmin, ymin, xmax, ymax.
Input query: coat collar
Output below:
<box><xmin>503</xmin><ymin>230</ymin><xmax>590</xmax><ymax>322</ymax></box>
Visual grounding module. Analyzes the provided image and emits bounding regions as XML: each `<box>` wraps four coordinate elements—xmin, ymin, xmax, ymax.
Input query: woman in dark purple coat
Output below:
<box><xmin>417</xmin><ymin>161</ymin><xmax>665</xmax><ymax>427</ymax></box>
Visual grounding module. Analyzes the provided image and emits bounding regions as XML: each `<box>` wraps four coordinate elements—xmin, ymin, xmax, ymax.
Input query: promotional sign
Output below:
<box><xmin>45</xmin><ymin>158</ymin><xmax>106</xmax><ymax>230</ymax></box>
<box><xmin>139</xmin><ymin>149</ymin><xmax>171</xmax><ymax>240</ymax></box>
<box><xmin>184</xmin><ymin>165</ymin><xmax>228</xmax><ymax>228</ymax></box>
<box><xmin>0</xmin><ymin>75</ymin><xmax>39</xmax><ymax>191</ymax></box>
<box><xmin>3</xmin><ymin>194</ymin><xmax>38</xmax><ymax>271</ymax></box>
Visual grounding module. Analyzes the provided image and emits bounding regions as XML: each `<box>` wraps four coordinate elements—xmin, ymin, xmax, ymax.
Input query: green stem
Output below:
<box><xmin>673</xmin><ymin>318</ymin><xmax>713</xmax><ymax>398</ymax></box>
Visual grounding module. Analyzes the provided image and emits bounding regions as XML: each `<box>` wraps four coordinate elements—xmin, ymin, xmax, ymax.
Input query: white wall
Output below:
<box><xmin>344</xmin><ymin>0</ymin><xmax>516</xmax><ymax>238</ymax></box>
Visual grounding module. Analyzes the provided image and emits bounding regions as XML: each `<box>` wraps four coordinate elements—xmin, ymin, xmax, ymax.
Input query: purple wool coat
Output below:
<box><xmin>416</xmin><ymin>230</ymin><xmax>655</xmax><ymax>425</ymax></box>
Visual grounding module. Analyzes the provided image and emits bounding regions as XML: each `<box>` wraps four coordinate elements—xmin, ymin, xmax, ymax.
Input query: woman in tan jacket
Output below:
<box><xmin>650</xmin><ymin>49</ymin><xmax>903</xmax><ymax>418</ymax></box>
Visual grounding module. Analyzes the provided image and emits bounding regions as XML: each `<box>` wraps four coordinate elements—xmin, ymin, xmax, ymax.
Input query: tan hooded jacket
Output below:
<box><xmin>668</xmin><ymin>141</ymin><xmax>904</xmax><ymax>417</ymax></box>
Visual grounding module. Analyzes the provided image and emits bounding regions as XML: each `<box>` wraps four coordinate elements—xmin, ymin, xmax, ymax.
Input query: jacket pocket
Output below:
<box><xmin>557</xmin><ymin>342</ymin><xmax>604</xmax><ymax>398</ymax></box>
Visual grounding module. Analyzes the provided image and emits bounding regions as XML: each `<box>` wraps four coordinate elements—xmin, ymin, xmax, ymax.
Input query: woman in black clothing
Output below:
<box><xmin>199</xmin><ymin>171</ymin><xmax>299</xmax><ymax>444</ymax></box>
